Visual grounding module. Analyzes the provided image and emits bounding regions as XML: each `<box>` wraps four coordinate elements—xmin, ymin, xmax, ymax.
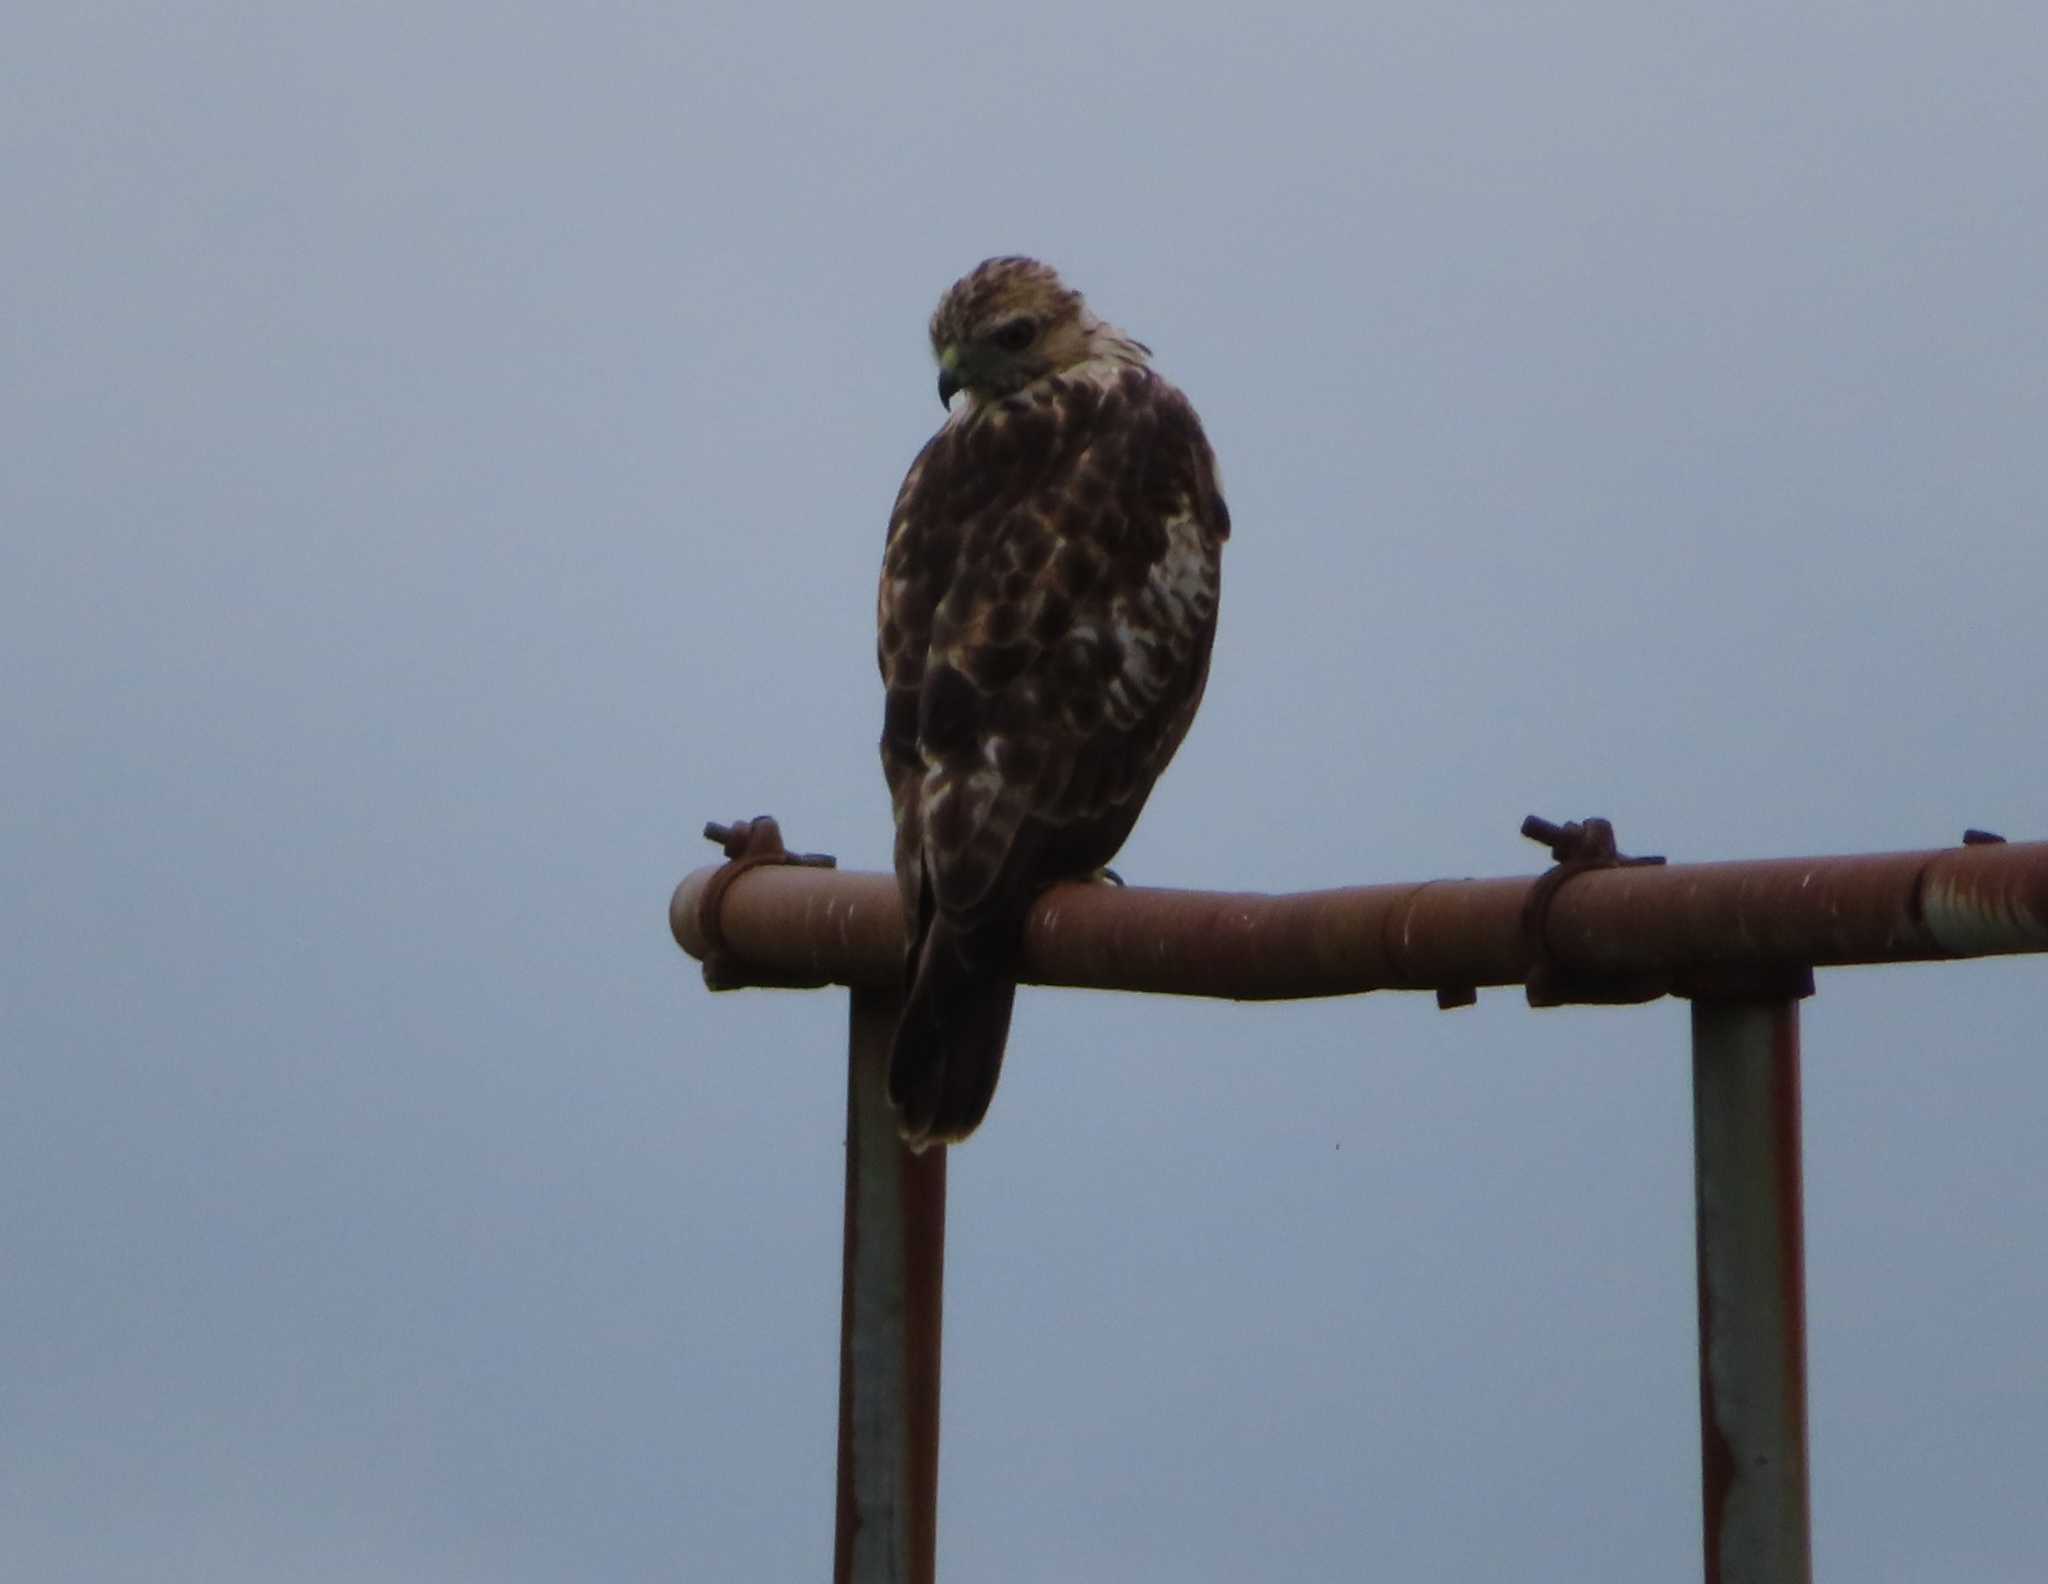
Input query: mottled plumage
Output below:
<box><xmin>878</xmin><ymin>257</ymin><xmax>1229</xmax><ymax>1147</ymax></box>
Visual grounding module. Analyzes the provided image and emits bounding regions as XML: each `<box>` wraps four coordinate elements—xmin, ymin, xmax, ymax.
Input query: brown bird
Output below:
<box><xmin>876</xmin><ymin>257</ymin><xmax>1230</xmax><ymax>1148</ymax></box>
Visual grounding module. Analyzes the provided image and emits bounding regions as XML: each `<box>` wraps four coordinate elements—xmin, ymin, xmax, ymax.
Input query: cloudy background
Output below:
<box><xmin>5</xmin><ymin>3</ymin><xmax>2044</xmax><ymax>1578</ymax></box>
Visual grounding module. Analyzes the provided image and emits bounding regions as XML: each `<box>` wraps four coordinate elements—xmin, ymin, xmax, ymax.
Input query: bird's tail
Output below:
<box><xmin>887</xmin><ymin>913</ymin><xmax>1019</xmax><ymax>1150</ymax></box>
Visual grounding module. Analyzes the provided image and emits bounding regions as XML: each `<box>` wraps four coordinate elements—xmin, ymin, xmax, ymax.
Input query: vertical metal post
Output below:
<box><xmin>835</xmin><ymin>987</ymin><xmax>945</xmax><ymax>1584</ymax></box>
<box><xmin>1689</xmin><ymin>997</ymin><xmax>1813</xmax><ymax>1584</ymax></box>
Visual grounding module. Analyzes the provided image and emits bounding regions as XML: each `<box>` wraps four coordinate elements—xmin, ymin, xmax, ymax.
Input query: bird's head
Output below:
<box><xmin>927</xmin><ymin>257</ymin><xmax>1148</xmax><ymax>410</ymax></box>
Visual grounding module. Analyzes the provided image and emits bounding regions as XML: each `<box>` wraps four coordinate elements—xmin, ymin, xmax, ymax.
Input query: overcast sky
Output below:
<box><xmin>5</xmin><ymin>3</ymin><xmax>2045</xmax><ymax>1579</ymax></box>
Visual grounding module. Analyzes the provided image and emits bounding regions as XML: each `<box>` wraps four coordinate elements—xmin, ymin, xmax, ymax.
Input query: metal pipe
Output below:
<box><xmin>835</xmin><ymin>988</ymin><xmax>945</xmax><ymax>1584</ymax></box>
<box><xmin>1690</xmin><ymin>998</ymin><xmax>1812</xmax><ymax>1584</ymax></box>
<box><xmin>671</xmin><ymin>841</ymin><xmax>2048</xmax><ymax>999</ymax></box>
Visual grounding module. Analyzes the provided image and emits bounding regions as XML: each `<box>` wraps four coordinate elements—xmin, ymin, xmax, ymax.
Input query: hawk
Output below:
<box><xmin>877</xmin><ymin>257</ymin><xmax>1230</xmax><ymax>1148</ymax></box>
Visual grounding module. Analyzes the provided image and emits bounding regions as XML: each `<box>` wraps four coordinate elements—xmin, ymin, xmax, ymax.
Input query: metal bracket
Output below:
<box><xmin>1674</xmin><ymin>960</ymin><xmax>1816</xmax><ymax>1002</ymax></box>
<box><xmin>695</xmin><ymin>816</ymin><xmax>837</xmax><ymax>990</ymax></box>
<box><xmin>1520</xmin><ymin>814</ymin><xmax>1671</xmax><ymax>1007</ymax></box>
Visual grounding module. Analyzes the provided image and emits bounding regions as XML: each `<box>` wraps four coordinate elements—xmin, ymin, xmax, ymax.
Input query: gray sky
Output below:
<box><xmin>5</xmin><ymin>2</ymin><xmax>2044</xmax><ymax>1578</ymax></box>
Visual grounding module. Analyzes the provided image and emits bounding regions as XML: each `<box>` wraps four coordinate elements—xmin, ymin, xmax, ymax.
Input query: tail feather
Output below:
<box><xmin>887</xmin><ymin>914</ymin><xmax>1018</xmax><ymax>1150</ymax></box>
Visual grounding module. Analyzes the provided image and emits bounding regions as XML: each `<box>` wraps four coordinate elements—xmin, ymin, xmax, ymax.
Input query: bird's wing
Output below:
<box><xmin>895</xmin><ymin>367</ymin><xmax>1229</xmax><ymax>925</ymax></box>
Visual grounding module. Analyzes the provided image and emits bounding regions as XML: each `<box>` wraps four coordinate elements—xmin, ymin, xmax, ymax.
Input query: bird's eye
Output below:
<box><xmin>992</xmin><ymin>319</ymin><xmax>1037</xmax><ymax>352</ymax></box>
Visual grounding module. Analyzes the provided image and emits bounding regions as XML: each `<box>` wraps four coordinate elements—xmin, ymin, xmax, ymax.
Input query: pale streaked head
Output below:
<box><xmin>928</xmin><ymin>257</ymin><xmax>1151</xmax><ymax>408</ymax></box>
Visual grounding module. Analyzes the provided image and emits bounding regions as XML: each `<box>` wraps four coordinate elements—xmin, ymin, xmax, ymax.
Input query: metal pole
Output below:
<box><xmin>835</xmin><ymin>987</ymin><xmax>945</xmax><ymax>1584</ymax></box>
<box><xmin>673</xmin><ymin>838</ymin><xmax>2048</xmax><ymax>1000</ymax></box>
<box><xmin>1690</xmin><ymin>998</ymin><xmax>1812</xmax><ymax>1584</ymax></box>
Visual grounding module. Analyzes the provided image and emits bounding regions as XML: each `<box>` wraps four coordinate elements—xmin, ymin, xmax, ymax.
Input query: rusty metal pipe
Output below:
<box><xmin>835</xmin><ymin>987</ymin><xmax>944</xmax><ymax>1584</ymax></box>
<box><xmin>1691</xmin><ymin>998</ymin><xmax>1812</xmax><ymax>1584</ymax></box>
<box><xmin>672</xmin><ymin>841</ymin><xmax>2048</xmax><ymax>999</ymax></box>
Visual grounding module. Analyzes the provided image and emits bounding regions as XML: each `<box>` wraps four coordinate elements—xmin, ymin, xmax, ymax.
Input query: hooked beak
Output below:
<box><xmin>936</xmin><ymin>343</ymin><xmax>964</xmax><ymax>408</ymax></box>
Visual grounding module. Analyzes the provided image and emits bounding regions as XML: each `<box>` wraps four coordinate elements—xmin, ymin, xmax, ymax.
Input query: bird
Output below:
<box><xmin>876</xmin><ymin>256</ymin><xmax>1230</xmax><ymax>1148</ymax></box>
